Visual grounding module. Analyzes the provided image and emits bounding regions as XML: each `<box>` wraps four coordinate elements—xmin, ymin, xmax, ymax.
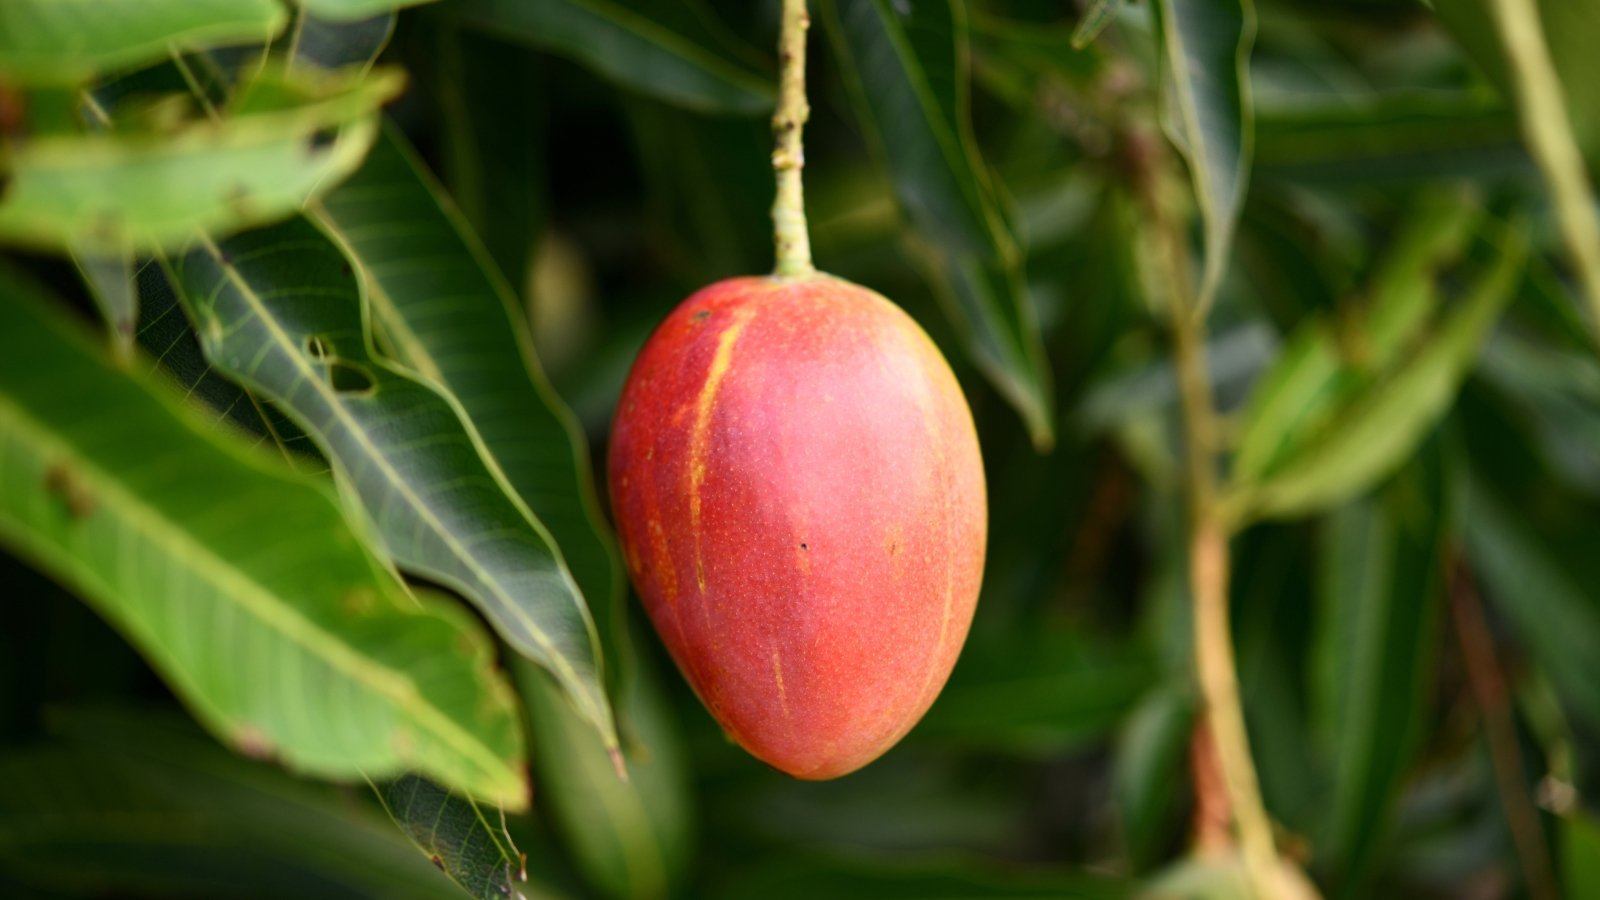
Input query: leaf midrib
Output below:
<box><xmin>194</xmin><ymin>234</ymin><xmax>597</xmax><ymax>721</ymax></box>
<box><xmin>0</xmin><ymin>396</ymin><xmax>511</xmax><ymax>790</ymax></box>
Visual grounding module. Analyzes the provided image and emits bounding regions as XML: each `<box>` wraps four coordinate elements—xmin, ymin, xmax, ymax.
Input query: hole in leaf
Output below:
<box><xmin>307</xmin><ymin>125</ymin><xmax>339</xmax><ymax>152</ymax></box>
<box><xmin>303</xmin><ymin>335</ymin><xmax>332</xmax><ymax>359</ymax></box>
<box><xmin>328</xmin><ymin>360</ymin><xmax>374</xmax><ymax>395</ymax></box>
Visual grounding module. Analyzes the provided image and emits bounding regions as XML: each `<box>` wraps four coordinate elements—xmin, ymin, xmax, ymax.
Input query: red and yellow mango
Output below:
<box><xmin>608</xmin><ymin>275</ymin><xmax>986</xmax><ymax>779</ymax></box>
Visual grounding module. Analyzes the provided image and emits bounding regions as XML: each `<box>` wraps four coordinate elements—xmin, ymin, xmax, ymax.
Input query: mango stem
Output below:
<box><xmin>771</xmin><ymin>0</ymin><xmax>815</xmax><ymax>279</ymax></box>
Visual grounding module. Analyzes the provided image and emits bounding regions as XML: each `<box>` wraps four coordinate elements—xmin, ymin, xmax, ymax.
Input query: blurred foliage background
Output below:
<box><xmin>3</xmin><ymin>0</ymin><xmax>1600</xmax><ymax>898</ymax></box>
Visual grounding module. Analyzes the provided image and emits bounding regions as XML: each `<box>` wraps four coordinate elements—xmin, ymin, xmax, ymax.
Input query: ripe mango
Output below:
<box><xmin>608</xmin><ymin>275</ymin><xmax>986</xmax><ymax>779</ymax></box>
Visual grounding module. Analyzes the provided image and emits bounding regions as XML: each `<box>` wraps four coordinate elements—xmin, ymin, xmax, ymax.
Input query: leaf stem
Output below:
<box><xmin>1136</xmin><ymin>131</ymin><xmax>1281</xmax><ymax>899</ymax></box>
<box><xmin>771</xmin><ymin>0</ymin><xmax>815</xmax><ymax>279</ymax></box>
<box><xmin>1486</xmin><ymin>0</ymin><xmax>1600</xmax><ymax>351</ymax></box>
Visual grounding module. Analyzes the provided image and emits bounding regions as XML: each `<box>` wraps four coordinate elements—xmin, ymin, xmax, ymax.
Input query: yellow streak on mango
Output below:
<box><xmin>687</xmin><ymin>309</ymin><xmax>753</xmax><ymax>603</ymax></box>
<box><xmin>772</xmin><ymin>648</ymin><xmax>791</xmax><ymax>720</ymax></box>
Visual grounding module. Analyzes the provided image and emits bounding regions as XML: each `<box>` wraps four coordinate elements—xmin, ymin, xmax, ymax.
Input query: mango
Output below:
<box><xmin>608</xmin><ymin>275</ymin><xmax>986</xmax><ymax>779</ymax></box>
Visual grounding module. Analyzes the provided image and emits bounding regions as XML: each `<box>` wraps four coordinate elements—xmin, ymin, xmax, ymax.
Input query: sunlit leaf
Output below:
<box><xmin>71</xmin><ymin>250</ymin><xmax>138</xmax><ymax>362</ymax></box>
<box><xmin>1226</xmin><ymin>220</ymin><xmax>1527</xmax><ymax>521</ymax></box>
<box><xmin>1232</xmin><ymin>191</ymin><xmax>1483</xmax><ymax>484</ymax></box>
<box><xmin>0</xmin><ymin>0</ymin><xmax>286</xmax><ymax>85</ymax></box>
<box><xmin>163</xmin><ymin>216</ymin><xmax>617</xmax><ymax>753</ymax></box>
<box><xmin>450</xmin><ymin>0</ymin><xmax>772</xmax><ymax>115</ymax></box>
<box><xmin>822</xmin><ymin>0</ymin><xmax>1055</xmax><ymax>449</ymax></box>
<box><xmin>1153</xmin><ymin>0</ymin><xmax>1255</xmax><ymax>312</ymax></box>
<box><xmin>0</xmin><ymin>67</ymin><xmax>403</xmax><ymax>254</ymax></box>
<box><xmin>298</xmin><ymin>0</ymin><xmax>438</xmax><ymax>22</ymax></box>
<box><xmin>0</xmin><ymin>268</ymin><xmax>525</xmax><ymax>804</ymax></box>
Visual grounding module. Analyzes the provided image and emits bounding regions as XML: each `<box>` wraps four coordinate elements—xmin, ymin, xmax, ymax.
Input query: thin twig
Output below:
<box><xmin>770</xmin><ymin>0</ymin><xmax>814</xmax><ymax>278</ymax></box>
<box><xmin>1135</xmin><ymin>129</ymin><xmax>1281</xmax><ymax>899</ymax></box>
<box><xmin>1486</xmin><ymin>0</ymin><xmax>1600</xmax><ymax>351</ymax></box>
<box><xmin>1448</xmin><ymin>558</ymin><xmax>1559</xmax><ymax>900</ymax></box>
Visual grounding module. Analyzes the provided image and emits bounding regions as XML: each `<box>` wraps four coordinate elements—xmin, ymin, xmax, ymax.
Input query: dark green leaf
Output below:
<box><xmin>822</xmin><ymin>0</ymin><xmax>1055</xmax><ymax>448</ymax></box>
<box><xmin>380</xmin><ymin>774</ymin><xmax>536</xmax><ymax>900</ymax></box>
<box><xmin>1113</xmin><ymin>684</ymin><xmax>1196</xmax><ymax>871</ymax></box>
<box><xmin>0</xmin><ymin>267</ymin><xmax>526</xmax><ymax>804</ymax></box>
<box><xmin>1459</xmin><ymin>476</ymin><xmax>1600</xmax><ymax>728</ymax></box>
<box><xmin>163</xmin><ymin>216</ymin><xmax>617</xmax><ymax>753</ymax></box>
<box><xmin>0</xmin><ymin>710</ymin><xmax>484</xmax><ymax>899</ymax></box>
<box><xmin>915</xmin><ymin>631</ymin><xmax>1156</xmax><ymax>753</ymax></box>
<box><xmin>1153</xmin><ymin>0</ymin><xmax>1256</xmax><ymax>311</ymax></box>
<box><xmin>285</xmin><ymin>8</ymin><xmax>397</xmax><ymax>70</ymax></box>
<box><xmin>0</xmin><ymin>0</ymin><xmax>286</xmax><ymax>85</ymax></box>
<box><xmin>316</xmin><ymin>128</ymin><xmax>624</xmax><ymax>675</ymax></box>
<box><xmin>1255</xmin><ymin>93</ymin><xmax>1524</xmax><ymax>184</ymax></box>
<box><xmin>0</xmin><ymin>67</ymin><xmax>403</xmax><ymax>254</ymax></box>
<box><xmin>713</xmin><ymin>853</ymin><xmax>1130</xmax><ymax>900</ymax></box>
<box><xmin>1312</xmin><ymin>445</ymin><xmax>1446</xmax><ymax>883</ymax></box>
<box><xmin>520</xmin><ymin>654</ymin><xmax>694</xmax><ymax>900</ymax></box>
<box><xmin>450</xmin><ymin>0</ymin><xmax>772</xmax><ymax>115</ymax></box>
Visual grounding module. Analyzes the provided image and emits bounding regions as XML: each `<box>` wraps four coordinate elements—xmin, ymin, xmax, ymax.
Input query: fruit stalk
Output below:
<box><xmin>771</xmin><ymin>0</ymin><xmax>815</xmax><ymax>278</ymax></box>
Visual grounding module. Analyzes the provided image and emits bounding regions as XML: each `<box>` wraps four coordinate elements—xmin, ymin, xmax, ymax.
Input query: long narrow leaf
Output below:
<box><xmin>164</xmin><ymin>217</ymin><xmax>618</xmax><ymax>753</ymax></box>
<box><xmin>822</xmin><ymin>0</ymin><xmax>1054</xmax><ymax>449</ymax></box>
<box><xmin>0</xmin><ymin>267</ymin><xmax>525</xmax><ymax>804</ymax></box>
<box><xmin>1153</xmin><ymin>0</ymin><xmax>1256</xmax><ymax>312</ymax></box>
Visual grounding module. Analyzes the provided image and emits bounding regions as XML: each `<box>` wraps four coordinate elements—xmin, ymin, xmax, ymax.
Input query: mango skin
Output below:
<box><xmin>608</xmin><ymin>275</ymin><xmax>986</xmax><ymax>779</ymax></box>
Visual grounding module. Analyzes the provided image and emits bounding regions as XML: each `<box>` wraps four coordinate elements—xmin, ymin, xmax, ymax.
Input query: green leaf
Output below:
<box><xmin>520</xmin><ymin>656</ymin><xmax>694</xmax><ymax>900</ymax></box>
<box><xmin>1226</xmin><ymin>220</ymin><xmax>1527</xmax><ymax>521</ymax></box>
<box><xmin>315</xmin><ymin>128</ymin><xmax>624</xmax><ymax>677</ymax></box>
<box><xmin>0</xmin><ymin>710</ymin><xmax>488</xmax><ymax>899</ymax></box>
<box><xmin>1255</xmin><ymin>93</ymin><xmax>1523</xmax><ymax>184</ymax></box>
<box><xmin>1434</xmin><ymin>0</ymin><xmax>1600</xmax><ymax>166</ymax></box>
<box><xmin>71</xmin><ymin>250</ymin><xmax>139</xmax><ymax>363</ymax></box>
<box><xmin>450</xmin><ymin>0</ymin><xmax>772</xmax><ymax>115</ymax></box>
<box><xmin>316</xmin><ymin>128</ymin><xmax>693</xmax><ymax>900</ymax></box>
<box><xmin>0</xmin><ymin>67</ymin><xmax>403</xmax><ymax>254</ymax></box>
<box><xmin>1232</xmin><ymin>191</ymin><xmax>1484</xmax><ymax>484</ymax></box>
<box><xmin>1312</xmin><ymin>446</ymin><xmax>1445</xmax><ymax>884</ymax></box>
<box><xmin>0</xmin><ymin>0</ymin><xmax>287</xmax><ymax>85</ymax></box>
<box><xmin>284</xmin><ymin>8</ymin><xmax>398</xmax><ymax>70</ymax></box>
<box><xmin>1459</xmin><ymin>475</ymin><xmax>1600</xmax><ymax>728</ymax></box>
<box><xmin>822</xmin><ymin>0</ymin><xmax>1055</xmax><ymax>449</ymax></box>
<box><xmin>299</xmin><ymin>0</ymin><xmax>437</xmax><ymax>22</ymax></box>
<box><xmin>163</xmin><ymin>216</ymin><xmax>617</xmax><ymax>753</ymax></box>
<box><xmin>914</xmin><ymin>631</ymin><xmax>1156</xmax><ymax>753</ymax></box>
<box><xmin>1072</xmin><ymin>0</ymin><xmax>1129</xmax><ymax>50</ymax></box>
<box><xmin>713</xmin><ymin>853</ymin><xmax>1130</xmax><ymax>900</ymax></box>
<box><xmin>1113</xmin><ymin>684</ymin><xmax>1196</xmax><ymax>871</ymax></box>
<box><xmin>1153</xmin><ymin>0</ymin><xmax>1256</xmax><ymax>311</ymax></box>
<box><xmin>435</xmin><ymin>29</ymin><xmax>547</xmax><ymax>290</ymax></box>
<box><xmin>1563</xmin><ymin>813</ymin><xmax>1600</xmax><ymax>898</ymax></box>
<box><xmin>379</xmin><ymin>774</ymin><xmax>537</xmax><ymax>900</ymax></box>
<box><xmin>0</xmin><ymin>267</ymin><xmax>526</xmax><ymax>805</ymax></box>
